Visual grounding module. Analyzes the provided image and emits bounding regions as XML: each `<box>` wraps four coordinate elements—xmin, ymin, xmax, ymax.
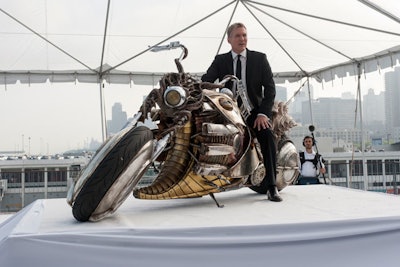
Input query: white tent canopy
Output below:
<box><xmin>1</xmin><ymin>0</ymin><xmax>400</xmax><ymax>86</ymax></box>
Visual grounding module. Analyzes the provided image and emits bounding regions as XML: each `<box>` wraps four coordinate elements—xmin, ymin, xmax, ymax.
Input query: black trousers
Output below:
<box><xmin>246</xmin><ymin>112</ymin><xmax>277</xmax><ymax>187</ymax></box>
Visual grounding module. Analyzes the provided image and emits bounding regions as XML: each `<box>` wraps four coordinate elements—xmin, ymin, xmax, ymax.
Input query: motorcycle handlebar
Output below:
<box><xmin>150</xmin><ymin>41</ymin><xmax>181</xmax><ymax>52</ymax></box>
<box><xmin>150</xmin><ymin>41</ymin><xmax>188</xmax><ymax>60</ymax></box>
<box><xmin>219</xmin><ymin>75</ymin><xmax>238</xmax><ymax>86</ymax></box>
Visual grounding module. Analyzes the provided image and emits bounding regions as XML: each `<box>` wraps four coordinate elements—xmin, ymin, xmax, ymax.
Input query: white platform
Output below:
<box><xmin>1</xmin><ymin>185</ymin><xmax>400</xmax><ymax>266</ymax></box>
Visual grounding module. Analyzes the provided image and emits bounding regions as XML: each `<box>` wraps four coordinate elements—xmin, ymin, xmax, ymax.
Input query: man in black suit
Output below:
<box><xmin>202</xmin><ymin>22</ymin><xmax>282</xmax><ymax>202</ymax></box>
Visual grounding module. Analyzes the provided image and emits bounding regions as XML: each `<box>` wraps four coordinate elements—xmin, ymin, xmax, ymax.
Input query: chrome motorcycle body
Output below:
<box><xmin>67</xmin><ymin>43</ymin><xmax>299</xmax><ymax>222</ymax></box>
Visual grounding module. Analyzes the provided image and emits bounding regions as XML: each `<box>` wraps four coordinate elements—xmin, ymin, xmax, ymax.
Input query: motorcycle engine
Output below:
<box><xmin>193</xmin><ymin>101</ymin><xmax>245</xmax><ymax>176</ymax></box>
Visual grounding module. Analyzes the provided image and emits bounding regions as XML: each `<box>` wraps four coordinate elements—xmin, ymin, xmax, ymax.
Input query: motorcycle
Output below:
<box><xmin>67</xmin><ymin>42</ymin><xmax>299</xmax><ymax>222</ymax></box>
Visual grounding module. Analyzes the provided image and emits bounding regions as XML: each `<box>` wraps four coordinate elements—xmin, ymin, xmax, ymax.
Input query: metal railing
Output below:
<box><xmin>321</xmin><ymin>160</ymin><xmax>400</xmax><ymax>194</ymax></box>
<box><xmin>1</xmin><ymin>159</ymin><xmax>399</xmax><ymax>212</ymax></box>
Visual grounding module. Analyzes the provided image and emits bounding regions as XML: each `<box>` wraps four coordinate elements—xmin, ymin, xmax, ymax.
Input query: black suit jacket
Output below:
<box><xmin>201</xmin><ymin>49</ymin><xmax>276</xmax><ymax>118</ymax></box>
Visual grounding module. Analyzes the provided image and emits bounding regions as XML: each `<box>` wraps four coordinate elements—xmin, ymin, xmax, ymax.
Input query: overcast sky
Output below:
<box><xmin>0</xmin><ymin>81</ymin><xmax>154</xmax><ymax>155</ymax></box>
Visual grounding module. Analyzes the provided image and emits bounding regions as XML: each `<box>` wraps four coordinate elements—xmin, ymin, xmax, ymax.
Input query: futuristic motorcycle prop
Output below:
<box><xmin>67</xmin><ymin>42</ymin><xmax>299</xmax><ymax>222</ymax></box>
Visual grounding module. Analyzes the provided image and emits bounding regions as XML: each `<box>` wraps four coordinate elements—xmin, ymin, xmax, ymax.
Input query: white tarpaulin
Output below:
<box><xmin>1</xmin><ymin>185</ymin><xmax>400</xmax><ymax>266</ymax></box>
<box><xmin>1</xmin><ymin>0</ymin><xmax>400</xmax><ymax>85</ymax></box>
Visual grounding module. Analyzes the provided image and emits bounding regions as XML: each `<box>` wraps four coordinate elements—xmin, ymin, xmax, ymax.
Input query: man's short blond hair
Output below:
<box><xmin>227</xmin><ymin>22</ymin><xmax>246</xmax><ymax>38</ymax></box>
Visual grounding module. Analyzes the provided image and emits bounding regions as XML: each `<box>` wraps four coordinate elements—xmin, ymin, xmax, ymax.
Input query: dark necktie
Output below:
<box><xmin>236</xmin><ymin>55</ymin><xmax>241</xmax><ymax>80</ymax></box>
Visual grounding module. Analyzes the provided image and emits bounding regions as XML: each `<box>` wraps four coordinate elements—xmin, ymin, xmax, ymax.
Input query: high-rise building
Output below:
<box><xmin>301</xmin><ymin>97</ymin><xmax>358</xmax><ymax>129</ymax></box>
<box><xmin>384</xmin><ymin>67</ymin><xmax>400</xmax><ymax>136</ymax></box>
<box><xmin>363</xmin><ymin>88</ymin><xmax>385</xmax><ymax>129</ymax></box>
<box><xmin>107</xmin><ymin>103</ymin><xmax>128</xmax><ymax>136</ymax></box>
<box><xmin>275</xmin><ymin>85</ymin><xmax>287</xmax><ymax>102</ymax></box>
<box><xmin>289</xmin><ymin>87</ymin><xmax>312</xmax><ymax>125</ymax></box>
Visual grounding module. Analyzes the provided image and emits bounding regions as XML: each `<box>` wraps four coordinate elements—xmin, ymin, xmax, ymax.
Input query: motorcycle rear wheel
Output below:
<box><xmin>72</xmin><ymin>126</ymin><xmax>153</xmax><ymax>222</ymax></box>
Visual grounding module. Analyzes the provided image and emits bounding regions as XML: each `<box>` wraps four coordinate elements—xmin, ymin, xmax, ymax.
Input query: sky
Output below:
<box><xmin>1</xmin><ymin>0</ymin><xmax>399</xmax><ymax>155</ymax></box>
<box><xmin>0</xmin><ymin>81</ymin><xmax>153</xmax><ymax>155</ymax></box>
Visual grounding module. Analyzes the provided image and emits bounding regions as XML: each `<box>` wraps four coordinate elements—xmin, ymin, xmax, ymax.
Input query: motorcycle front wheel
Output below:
<box><xmin>72</xmin><ymin>126</ymin><xmax>153</xmax><ymax>222</ymax></box>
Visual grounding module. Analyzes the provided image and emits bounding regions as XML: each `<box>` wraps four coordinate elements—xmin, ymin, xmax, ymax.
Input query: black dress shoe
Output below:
<box><xmin>267</xmin><ymin>186</ymin><xmax>283</xmax><ymax>202</ymax></box>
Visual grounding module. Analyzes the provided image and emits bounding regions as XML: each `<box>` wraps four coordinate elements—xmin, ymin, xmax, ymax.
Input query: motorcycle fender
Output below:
<box><xmin>90</xmin><ymin>139</ymin><xmax>154</xmax><ymax>221</ymax></box>
<box><xmin>67</xmin><ymin>123</ymin><xmax>140</xmax><ymax>206</ymax></box>
<box><xmin>276</xmin><ymin>141</ymin><xmax>300</xmax><ymax>190</ymax></box>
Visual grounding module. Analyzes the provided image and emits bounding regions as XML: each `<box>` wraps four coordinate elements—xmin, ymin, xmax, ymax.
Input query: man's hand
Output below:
<box><xmin>253</xmin><ymin>115</ymin><xmax>272</xmax><ymax>131</ymax></box>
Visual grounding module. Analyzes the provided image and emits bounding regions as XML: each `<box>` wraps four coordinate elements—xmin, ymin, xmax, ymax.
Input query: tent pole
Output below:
<box><xmin>99</xmin><ymin>81</ymin><xmax>107</xmax><ymax>142</ymax></box>
<box><xmin>105</xmin><ymin>1</ymin><xmax>236</xmax><ymax>73</ymax></box>
<box><xmin>356</xmin><ymin>63</ymin><xmax>368</xmax><ymax>190</ymax></box>
<box><xmin>99</xmin><ymin>0</ymin><xmax>111</xmax><ymax>75</ymax></box>
<box><xmin>358</xmin><ymin>0</ymin><xmax>400</xmax><ymax>24</ymax></box>
<box><xmin>0</xmin><ymin>8</ymin><xmax>95</xmax><ymax>72</ymax></box>
<box><xmin>216</xmin><ymin>0</ymin><xmax>239</xmax><ymax>55</ymax></box>
<box><xmin>306</xmin><ymin>77</ymin><xmax>314</xmax><ymax>126</ymax></box>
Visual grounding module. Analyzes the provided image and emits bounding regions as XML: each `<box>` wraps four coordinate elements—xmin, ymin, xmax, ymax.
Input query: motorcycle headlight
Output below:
<box><xmin>164</xmin><ymin>86</ymin><xmax>186</xmax><ymax>108</ymax></box>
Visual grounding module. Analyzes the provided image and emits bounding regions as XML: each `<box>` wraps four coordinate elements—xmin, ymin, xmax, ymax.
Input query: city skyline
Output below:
<box><xmin>0</xmin><ymin>66</ymin><xmax>396</xmax><ymax>156</ymax></box>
